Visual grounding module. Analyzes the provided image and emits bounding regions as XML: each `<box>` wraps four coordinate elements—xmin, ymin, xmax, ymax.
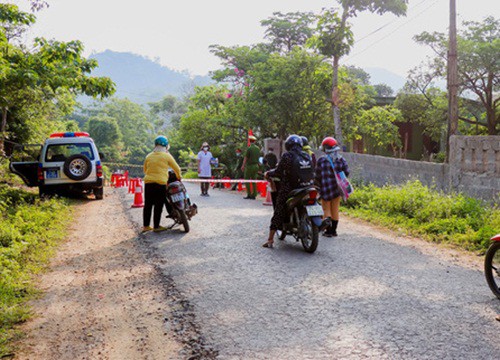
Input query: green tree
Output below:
<box><xmin>309</xmin><ymin>1</ymin><xmax>408</xmax><ymax>145</ymax></box>
<box><xmin>356</xmin><ymin>106</ymin><xmax>403</xmax><ymax>155</ymax></box>
<box><xmin>148</xmin><ymin>95</ymin><xmax>187</xmax><ymax>132</ymax></box>
<box><xmin>414</xmin><ymin>16</ymin><xmax>500</xmax><ymax>134</ymax></box>
<box><xmin>0</xmin><ymin>4</ymin><xmax>115</xmax><ymax>154</ymax></box>
<box><xmin>374</xmin><ymin>83</ymin><xmax>394</xmax><ymax>97</ymax></box>
<box><xmin>260</xmin><ymin>11</ymin><xmax>316</xmax><ymax>54</ymax></box>
<box><xmin>86</xmin><ymin>115</ymin><xmax>123</xmax><ymax>161</ymax></box>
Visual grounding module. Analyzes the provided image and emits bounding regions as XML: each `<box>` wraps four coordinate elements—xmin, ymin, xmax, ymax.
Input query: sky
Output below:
<box><xmin>10</xmin><ymin>0</ymin><xmax>500</xmax><ymax>78</ymax></box>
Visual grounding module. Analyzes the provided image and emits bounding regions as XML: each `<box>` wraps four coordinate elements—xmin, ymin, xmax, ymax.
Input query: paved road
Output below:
<box><xmin>125</xmin><ymin>184</ymin><xmax>500</xmax><ymax>359</ymax></box>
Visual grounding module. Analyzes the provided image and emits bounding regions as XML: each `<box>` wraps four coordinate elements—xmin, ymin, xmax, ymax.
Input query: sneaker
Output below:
<box><xmin>153</xmin><ymin>226</ymin><xmax>168</xmax><ymax>232</ymax></box>
<box><xmin>141</xmin><ymin>226</ymin><xmax>153</xmax><ymax>233</ymax></box>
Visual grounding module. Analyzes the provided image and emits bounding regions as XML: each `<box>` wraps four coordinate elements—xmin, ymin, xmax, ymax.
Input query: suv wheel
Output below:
<box><xmin>63</xmin><ymin>154</ymin><xmax>92</xmax><ymax>181</ymax></box>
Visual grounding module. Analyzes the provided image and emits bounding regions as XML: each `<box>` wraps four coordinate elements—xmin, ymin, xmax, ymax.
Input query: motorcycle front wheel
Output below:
<box><xmin>300</xmin><ymin>213</ymin><xmax>318</xmax><ymax>253</ymax></box>
<box><xmin>484</xmin><ymin>241</ymin><xmax>500</xmax><ymax>299</ymax></box>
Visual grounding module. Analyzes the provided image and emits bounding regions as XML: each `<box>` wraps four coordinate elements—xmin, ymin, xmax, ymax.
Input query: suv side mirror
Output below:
<box><xmin>99</xmin><ymin>152</ymin><xmax>105</xmax><ymax>161</ymax></box>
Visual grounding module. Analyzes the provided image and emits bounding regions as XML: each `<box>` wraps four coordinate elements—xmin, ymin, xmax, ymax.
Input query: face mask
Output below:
<box><xmin>236</xmin><ymin>153</ymin><xmax>240</xmax><ymax>157</ymax></box>
<box><xmin>203</xmin><ymin>147</ymin><xmax>208</xmax><ymax>151</ymax></box>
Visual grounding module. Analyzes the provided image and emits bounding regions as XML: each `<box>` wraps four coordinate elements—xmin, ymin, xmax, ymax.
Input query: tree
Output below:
<box><xmin>414</xmin><ymin>16</ymin><xmax>500</xmax><ymax>134</ymax></box>
<box><xmin>260</xmin><ymin>11</ymin><xmax>316</xmax><ymax>54</ymax></box>
<box><xmin>309</xmin><ymin>1</ymin><xmax>408</xmax><ymax>145</ymax></box>
<box><xmin>395</xmin><ymin>89</ymin><xmax>447</xmax><ymax>143</ymax></box>
<box><xmin>374</xmin><ymin>83</ymin><xmax>394</xmax><ymax>97</ymax></box>
<box><xmin>148</xmin><ymin>95</ymin><xmax>187</xmax><ymax>132</ymax></box>
<box><xmin>355</xmin><ymin>106</ymin><xmax>403</xmax><ymax>155</ymax></box>
<box><xmin>87</xmin><ymin>115</ymin><xmax>123</xmax><ymax>162</ymax></box>
<box><xmin>0</xmin><ymin>4</ymin><xmax>115</xmax><ymax>154</ymax></box>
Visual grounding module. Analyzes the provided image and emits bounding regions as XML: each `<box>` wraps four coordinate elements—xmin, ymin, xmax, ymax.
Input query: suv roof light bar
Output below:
<box><xmin>49</xmin><ymin>132</ymin><xmax>90</xmax><ymax>138</ymax></box>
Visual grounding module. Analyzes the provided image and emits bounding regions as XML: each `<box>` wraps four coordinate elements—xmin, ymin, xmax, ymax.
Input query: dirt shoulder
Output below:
<box><xmin>13</xmin><ymin>188</ymin><xmax>181</xmax><ymax>360</ymax></box>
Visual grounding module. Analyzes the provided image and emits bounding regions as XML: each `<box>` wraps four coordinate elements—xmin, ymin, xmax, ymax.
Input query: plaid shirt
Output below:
<box><xmin>315</xmin><ymin>155</ymin><xmax>349</xmax><ymax>201</ymax></box>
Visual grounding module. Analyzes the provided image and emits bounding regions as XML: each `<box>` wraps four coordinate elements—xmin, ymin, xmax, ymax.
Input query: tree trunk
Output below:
<box><xmin>486</xmin><ymin>108</ymin><xmax>497</xmax><ymax>135</ymax></box>
<box><xmin>0</xmin><ymin>107</ymin><xmax>7</xmax><ymax>156</ymax></box>
<box><xmin>332</xmin><ymin>55</ymin><xmax>343</xmax><ymax>146</ymax></box>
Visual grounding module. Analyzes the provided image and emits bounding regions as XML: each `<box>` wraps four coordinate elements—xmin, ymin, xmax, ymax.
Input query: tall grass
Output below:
<box><xmin>0</xmin><ymin>183</ymin><xmax>71</xmax><ymax>357</ymax></box>
<box><xmin>344</xmin><ymin>180</ymin><xmax>500</xmax><ymax>252</ymax></box>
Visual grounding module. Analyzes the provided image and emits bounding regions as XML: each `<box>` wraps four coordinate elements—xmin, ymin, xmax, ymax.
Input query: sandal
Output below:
<box><xmin>262</xmin><ymin>241</ymin><xmax>274</xmax><ymax>248</ymax></box>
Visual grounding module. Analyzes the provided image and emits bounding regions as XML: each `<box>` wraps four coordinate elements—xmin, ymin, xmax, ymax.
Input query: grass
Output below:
<box><xmin>343</xmin><ymin>180</ymin><xmax>500</xmax><ymax>252</ymax></box>
<box><xmin>0</xmin><ymin>162</ymin><xmax>71</xmax><ymax>357</ymax></box>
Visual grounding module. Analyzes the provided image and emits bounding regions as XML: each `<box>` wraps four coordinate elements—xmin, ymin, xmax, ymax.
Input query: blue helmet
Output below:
<box><xmin>285</xmin><ymin>134</ymin><xmax>303</xmax><ymax>151</ymax></box>
<box><xmin>154</xmin><ymin>135</ymin><xmax>169</xmax><ymax>147</ymax></box>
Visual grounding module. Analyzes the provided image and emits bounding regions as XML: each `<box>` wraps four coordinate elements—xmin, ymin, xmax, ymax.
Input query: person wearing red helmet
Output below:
<box><xmin>315</xmin><ymin>137</ymin><xmax>349</xmax><ymax>237</ymax></box>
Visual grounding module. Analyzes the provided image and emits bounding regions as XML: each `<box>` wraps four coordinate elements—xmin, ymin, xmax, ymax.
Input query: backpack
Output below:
<box><xmin>288</xmin><ymin>151</ymin><xmax>314</xmax><ymax>189</ymax></box>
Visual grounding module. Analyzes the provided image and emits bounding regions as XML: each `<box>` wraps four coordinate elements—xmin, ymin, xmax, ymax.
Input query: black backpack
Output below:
<box><xmin>288</xmin><ymin>151</ymin><xmax>314</xmax><ymax>189</ymax></box>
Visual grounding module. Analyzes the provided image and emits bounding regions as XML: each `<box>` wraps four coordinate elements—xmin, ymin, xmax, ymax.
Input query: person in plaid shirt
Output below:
<box><xmin>315</xmin><ymin>137</ymin><xmax>349</xmax><ymax>237</ymax></box>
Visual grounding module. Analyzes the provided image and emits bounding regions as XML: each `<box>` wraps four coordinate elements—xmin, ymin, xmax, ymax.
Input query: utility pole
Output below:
<box><xmin>446</xmin><ymin>0</ymin><xmax>459</xmax><ymax>162</ymax></box>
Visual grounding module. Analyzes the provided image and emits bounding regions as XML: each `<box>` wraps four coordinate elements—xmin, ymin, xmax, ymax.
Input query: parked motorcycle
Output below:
<box><xmin>276</xmin><ymin>185</ymin><xmax>323</xmax><ymax>253</ymax></box>
<box><xmin>485</xmin><ymin>233</ymin><xmax>500</xmax><ymax>299</ymax></box>
<box><xmin>166</xmin><ymin>171</ymin><xmax>197</xmax><ymax>233</ymax></box>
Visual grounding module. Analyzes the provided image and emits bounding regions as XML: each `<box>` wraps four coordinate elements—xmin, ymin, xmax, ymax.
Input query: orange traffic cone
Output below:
<box><xmin>263</xmin><ymin>182</ymin><xmax>273</xmax><ymax>206</ymax></box>
<box><xmin>259</xmin><ymin>182</ymin><xmax>267</xmax><ymax>197</ymax></box>
<box><xmin>131</xmin><ymin>183</ymin><xmax>144</xmax><ymax>208</ymax></box>
<box><xmin>237</xmin><ymin>182</ymin><xmax>243</xmax><ymax>192</ymax></box>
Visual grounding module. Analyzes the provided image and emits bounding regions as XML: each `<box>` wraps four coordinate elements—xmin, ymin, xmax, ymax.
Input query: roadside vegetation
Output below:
<box><xmin>344</xmin><ymin>180</ymin><xmax>500</xmax><ymax>252</ymax></box>
<box><xmin>0</xmin><ymin>163</ymin><xmax>71</xmax><ymax>357</ymax></box>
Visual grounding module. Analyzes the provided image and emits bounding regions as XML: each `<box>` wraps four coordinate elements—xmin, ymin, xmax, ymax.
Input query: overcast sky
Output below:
<box><xmin>10</xmin><ymin>0</ymin><xmax>500</xmax><ymax>78</ymax></box>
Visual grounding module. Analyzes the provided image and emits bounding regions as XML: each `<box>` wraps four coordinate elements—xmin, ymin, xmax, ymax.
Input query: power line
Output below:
<box><xmin>345</xmin><ymin>0</ymin><xmax>440</xmax><ymax>62</ymax></box>
<box><xmin>355</xmin><ymin>0</ymin><xmax>434</xmax><ymax>44</ymax></box>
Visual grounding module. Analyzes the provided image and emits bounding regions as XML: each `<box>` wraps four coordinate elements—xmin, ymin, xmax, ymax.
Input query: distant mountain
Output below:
<box><xmin>85</xmin><ymin>50</ymin><xmax>213</xmax><ymax>104</ymax></box>
<box><xmin>365</xmin><ymin>67</ymin><xmax>407</xmax><ymax>93</ymax></box>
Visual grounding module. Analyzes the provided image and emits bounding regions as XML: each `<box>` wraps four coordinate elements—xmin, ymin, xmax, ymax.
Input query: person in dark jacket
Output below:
<box><xmin>262</xmin><ymin>135</ymin><xmax>306</xmax><ymax>248</ymax></box>
<box><xmin>315</xmin><ymin>136</ymin><xmax>349</xmax><ymax>237</ymax></box>
<box><xmin>263</xmin><ymin>147</ymin><xmax>278</xmax><ymax>171</ymax></box>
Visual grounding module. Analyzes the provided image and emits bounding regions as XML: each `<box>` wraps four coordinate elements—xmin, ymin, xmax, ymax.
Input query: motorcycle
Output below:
<box><xmin>165</xmin><ymin>172</ymin><xmax>197</xmax><ymax>233</ymax></box>
<box><xmin>484</xmin><ymin>233</ymin><xmax>500</xmax><ymax>299</ymax></box>
<box><xmin>275</xmin><ymin>183</ymin><xmax>323</xmax><ymax>253</ymax></box>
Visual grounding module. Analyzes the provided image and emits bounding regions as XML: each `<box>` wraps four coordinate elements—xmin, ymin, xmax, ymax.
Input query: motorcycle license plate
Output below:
<box><xmin>46</xmin><ymin>170</ymin><xmax>58</xmax><ymax>179</ymax></box>
<box><xmin>306</xmin><ymin>204</ymin><xmax>324</xmax><ymax>217</ymax></box>
<box><xmin>171</xmin><ymin>192</ymin><xmax>185</xmax><ymax>202</ymax></box>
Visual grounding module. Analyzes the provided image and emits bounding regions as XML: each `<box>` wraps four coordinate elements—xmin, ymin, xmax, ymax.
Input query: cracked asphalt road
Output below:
<box><xmin>125</xmin><ymin>183</ymin><xmax>500</xmax><ymax>359</ymax></box>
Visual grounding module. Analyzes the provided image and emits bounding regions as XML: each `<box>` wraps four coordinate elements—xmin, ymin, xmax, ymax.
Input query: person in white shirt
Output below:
<box><xmin>197</xmin><ymin>142</ymin><xmax>213</xmax><ymax>196</ymax></box>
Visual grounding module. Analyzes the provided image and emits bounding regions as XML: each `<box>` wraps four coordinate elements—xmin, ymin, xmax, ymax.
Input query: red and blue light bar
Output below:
<box><xmin>49</xmin><ymin>132</ymin><xmax>90</xmax><ymax>138</ymax></box>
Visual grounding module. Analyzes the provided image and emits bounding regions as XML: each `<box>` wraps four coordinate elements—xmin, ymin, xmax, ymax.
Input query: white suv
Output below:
<box><xmin>10</xmin><ymin>132</ymin><xmax>104</xmax><ymax>199</ymax></box>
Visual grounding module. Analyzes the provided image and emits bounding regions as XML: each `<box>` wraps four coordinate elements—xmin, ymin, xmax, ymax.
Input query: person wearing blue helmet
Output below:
<box><xmin>142</xmin><ymin>135</ymin><xmax>182</xmax><ymax>232</ymax></box>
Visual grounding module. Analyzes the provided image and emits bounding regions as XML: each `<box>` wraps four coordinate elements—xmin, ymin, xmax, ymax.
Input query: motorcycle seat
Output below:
<box><xmin>288</xmin><ymin>186</ymin><xmax>316</xmax><ymax>197</ymax></box>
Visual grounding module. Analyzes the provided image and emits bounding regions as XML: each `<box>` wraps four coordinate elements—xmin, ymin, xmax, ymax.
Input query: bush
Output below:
<box><xmin>0</xmin><ymin>184</ymin><xmax>71</xmax><ymax>357</ymax></box>
<box><xmin>344</xmin><ymin>180</ymin><xmax>498</xmax><ymax>252</ymax></box>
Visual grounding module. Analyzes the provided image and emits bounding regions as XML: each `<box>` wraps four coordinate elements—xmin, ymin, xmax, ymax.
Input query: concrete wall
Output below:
<box><xmin>341</xmin><ymin>152</ymin><xmax>449</xmax><ymax>191</ymax></box>
<box><xmin>449</xmin><ymin>136</ymin><xmax>500</xmax><ymax>201</ymax></box>
<box><xmin>331</xmin><ymin>135</ymin><xmax>499</xmax><ymax>202</ymax></box>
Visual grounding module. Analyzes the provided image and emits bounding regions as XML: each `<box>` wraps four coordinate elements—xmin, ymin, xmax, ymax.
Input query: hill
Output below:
<box><xmin>85</xmin><ymin>50</ymin><xmax>213</xmax><ymax>104</ymax></box>
<box><xmin>365</xmin><ymin>67</ymin><xmax>407</xmax><ymax>92</ymax></box>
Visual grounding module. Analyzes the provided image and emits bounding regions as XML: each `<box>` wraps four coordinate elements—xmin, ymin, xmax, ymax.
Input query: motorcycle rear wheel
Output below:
<box><xmin>484</xmin><ymin>241</ymin><xmax>500</xmax><ymax>299</ymax></box>
<box><xmin>179</xmin><ymin>210</ymin><xmax>190</xmax><ymax>233</ymax></box>
<box><xmin>300</xmin><ymin>213</ymin><xmax>318</xmax><ymax>253</ymax></box>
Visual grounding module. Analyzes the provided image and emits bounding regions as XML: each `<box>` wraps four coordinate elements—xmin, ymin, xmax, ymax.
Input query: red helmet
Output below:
<box><xmin>321</xmin><ymin>137</ymin><xmax>338</xmax><ymax>151</ymax></box>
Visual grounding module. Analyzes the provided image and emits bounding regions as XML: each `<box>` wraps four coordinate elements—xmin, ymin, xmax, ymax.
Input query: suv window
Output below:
<box><xmin>45</xmin><ymin>143</ymin><xmax>95</xmax><ymax>162</ymax></box>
